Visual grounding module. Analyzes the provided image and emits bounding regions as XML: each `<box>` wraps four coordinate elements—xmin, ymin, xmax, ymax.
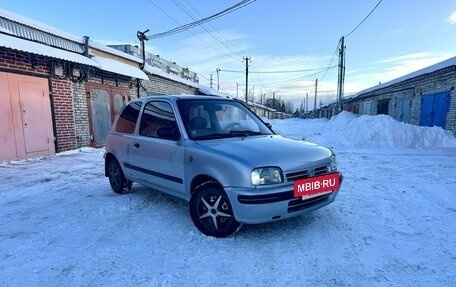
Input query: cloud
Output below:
<box><xmin>448</xmin><ymin>10</ymin><xmax>456</xmax><ymax>24</ymax></box>
<box><xmin>344</xmin><ymin>51</ymin><xmax>453</xmax><ymax>96</ymax></box>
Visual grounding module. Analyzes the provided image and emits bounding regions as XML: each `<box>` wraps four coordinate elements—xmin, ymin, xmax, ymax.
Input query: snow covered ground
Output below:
<box><xmin>1</xmin><ymin>112</ymin><xmax>455</xmax><ymax>286</ymax></box>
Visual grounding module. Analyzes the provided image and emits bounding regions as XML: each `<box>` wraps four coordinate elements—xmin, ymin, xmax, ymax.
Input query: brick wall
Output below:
<box><xmin>52</xmin><ymin>77</ymin><xmax>77</xmax><ymax>151</ymax></box>
<box><xmin>139</xmin><ymin>74</ymin><xmax>198</xmax><ymax>97</ymax></box>
<box><xmin>72</xmin><ymin>81</ymin><xmax>90</xmax><ymax>148</ymax></box>
<box><xmin>0</xmin><ymin>47</ymin><xmax>78</xmax><ymax>152</ymax></box>
<box><xmin>0</xmin><ymin>48</ymin><xmax>47</xmax><ymax>74</ymax></box>
<box><xmin>349</xmin><ymin>67</ymin><xmax>456</xmax><ymax>135</ymax></box>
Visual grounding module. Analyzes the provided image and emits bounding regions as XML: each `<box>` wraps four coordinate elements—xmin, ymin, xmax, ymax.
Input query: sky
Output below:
<box><xmin>1</xmin><ymin>0</ymin><xmax>456</xmax><ymax>107</ymax></box>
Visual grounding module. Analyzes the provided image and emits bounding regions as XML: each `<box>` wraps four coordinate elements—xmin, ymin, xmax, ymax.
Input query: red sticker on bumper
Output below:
<box><xmin>293</xmin><ymin>172</ymin><xmax>340</xmax><ymax>198</ymax></box>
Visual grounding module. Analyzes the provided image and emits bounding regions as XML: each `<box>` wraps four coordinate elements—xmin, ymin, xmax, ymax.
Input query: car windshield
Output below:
<box><xmin>177</xmin><ymin>99</ymin><xmax>273</xmax><ymax>140</ymax></box>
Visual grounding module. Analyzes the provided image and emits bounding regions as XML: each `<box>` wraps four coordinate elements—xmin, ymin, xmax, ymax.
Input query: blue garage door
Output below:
<box><xmin>419</xmin><ymin>91</ymin><xmax>452</xmax><ymax>128</ymax></box>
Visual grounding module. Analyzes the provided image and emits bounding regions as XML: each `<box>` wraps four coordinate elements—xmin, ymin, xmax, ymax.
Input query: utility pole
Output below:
<box><xmin>137</xmin><ymin>29</ymin><xmax>149</xmax><ymax>70</ymax></box>
<box><xmin>243</xmin><ymin>57</ymin><xmax>251</xmax><ymax>103</ymax></box>
<box><xmin>216</xmin><ymin>68</ymin><xmax>221</xmax><ymax>91</ymax></box>
<box><xmin>337</xmin><ymin>36</ymin><xmax>346</xmax><ymax>113</ymax></box>
<box><xmin>306</xmin><ymin>93</ymin><xmax>308</xmax><ymax>113</ymax></box>
<box><xmin>136</xmin><ymin>29</ymin><xmax>149</xmax><ymax>98</ymax></box>
<box><xmin>210</xmin><ymin>73</ymin><xmax>213</xmax><ymax>89</ymax></box>
<box><xmin>272</xmin><ymin>92</ymin><xmax>276</xmax><ymax>110</ymax></box>
<box><xmin>314</xmin><ymin>78</ymin><xmax>318</xmax><ymax>117</ymax></box>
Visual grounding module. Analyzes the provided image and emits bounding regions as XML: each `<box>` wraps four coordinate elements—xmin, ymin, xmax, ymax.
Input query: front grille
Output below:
<box><xmin>314</xmin><ymin>166</ymin><xmax>329</xmax><ymax>176</ymax></box>
<box><xmin>287</xmin><ymin>193</ymin><xmax>331</xmax><ymax>213</ymax></box>
<box><xmin>286</xmin><ymin>170</ymin><xmax>309</xmax><ymax>181</ymax></box>
<box><xmin>285</xmin><ymin>165</ymin><xmax>329</xmax><ymax>182</ymax></box>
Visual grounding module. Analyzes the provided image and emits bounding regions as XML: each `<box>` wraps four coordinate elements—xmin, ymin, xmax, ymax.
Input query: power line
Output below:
<box><xmin>345</xmin><ymin>0</ymin><xmax>383</xmax><ymax>38</ymax></box>
<box><xmin>178</xmin><ymin>0</ymin><xmax>243</xmax><ymax>57</ymax></box>
<box><xmin>319</xmin><ymin>39</ymin><xmax>341</xmax><ymax>82</ymax></box>
<box><xmin>253</xmin><ymin>69</ymin><xmax>334</xmax><ymax>87</ymax></box>
<box><xmin>146</xmin><ymin>0</ymin><xmax>240</xmax><ymax>62</ymax></box>
<box><xmin>220</xmin><ymin>66</ymin><xmax>337</xmax><ymax>74</ymax></box>
<box><xmin>148</xmin><ymin>0</ymin><xmax>256</xmax><ymax>39</ymax></box>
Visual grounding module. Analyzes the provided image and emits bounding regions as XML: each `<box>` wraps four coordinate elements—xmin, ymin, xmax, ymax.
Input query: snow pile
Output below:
<box><xmin>271</xmin><ymin>111</ymin><xmax>456</xmax><ymax>148</ymax></box>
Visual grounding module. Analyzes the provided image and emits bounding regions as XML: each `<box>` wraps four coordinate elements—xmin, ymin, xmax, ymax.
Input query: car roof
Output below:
<box><xmin>130</xmin><ymin>94</ymin><xmax>234</xmax><ymax>103</ymax></box>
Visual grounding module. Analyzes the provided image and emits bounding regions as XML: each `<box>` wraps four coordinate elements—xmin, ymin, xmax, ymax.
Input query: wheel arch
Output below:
<box><xmin>190</xmin><ymin>174</ymin><xmax>222</xmax><ymax>195</ymax></box>
<box><xmin>104</xmin><ymin>152</ymin><xmax>117</xmax><ymax>177</ymax></box>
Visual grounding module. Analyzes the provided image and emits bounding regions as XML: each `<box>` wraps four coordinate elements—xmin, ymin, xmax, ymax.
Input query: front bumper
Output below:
<box><xmin>225</xmin><ymin>174</ymin><xmax>343</xmax><ymax>224</ymax></box>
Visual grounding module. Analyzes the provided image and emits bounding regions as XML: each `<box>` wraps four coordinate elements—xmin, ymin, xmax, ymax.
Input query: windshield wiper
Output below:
<box><xmin>228</xmin><ymin>130</ymin><xmax>263</xmax><ymax>137</ymax></box>
<box><xmin>193</xmin><ymin>133</ymin><xmax>228</xmax><ymax>140</ymax></box>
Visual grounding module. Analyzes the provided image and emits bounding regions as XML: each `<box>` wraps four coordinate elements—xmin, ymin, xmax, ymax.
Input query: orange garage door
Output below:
<box><xmin>0</xmin><ymin>72</ymin><xmax>55</xmax><ymax>162</ymax></box>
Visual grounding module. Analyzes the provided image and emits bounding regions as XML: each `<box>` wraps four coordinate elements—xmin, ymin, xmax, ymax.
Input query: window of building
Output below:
<box><xmin>377</xmin><ymin>99</ymin><xmax>390</xmax><ymax>115</ymax></box>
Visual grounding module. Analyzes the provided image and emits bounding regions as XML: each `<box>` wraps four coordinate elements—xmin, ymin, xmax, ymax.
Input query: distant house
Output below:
<box><xmin>316</xmin><ymin>57</ymin><xmax>456</xmax><ymax>136</ymax></box>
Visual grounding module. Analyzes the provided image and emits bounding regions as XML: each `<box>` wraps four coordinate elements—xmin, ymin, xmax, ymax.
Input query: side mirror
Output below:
<box><xmin>265</xmin><ymin>122</ymin><xmax>272</xmax><ymax>129</ymax></box>
<box><xmin>157</xmin><ymin>127</ymin><xmax>180</xmax><ymax>141</ymax></box>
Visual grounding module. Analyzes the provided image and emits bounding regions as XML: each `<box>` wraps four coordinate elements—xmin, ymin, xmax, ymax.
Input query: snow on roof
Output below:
<box><xmin>356</xmin><ymin>56</ymin><xmax>456</xmax><ymax>97</ymax></box>
<box><xmin>143</xmin><ymin>63</ymin><xmax>200</xmax><ymax>89</ymax></box>
<box><xmin>91</xmin><ymin>56</ymin><xmax>148</xmax><ymax>80</ymax></box>
<box><xmin>0</xmin><ymin>8</ymin><xmax>142</xmax><ymax>64</ymax></box>
<box><xmin>247</xmin><ymin>101</ymin><xmax>276</xmax><ymax>111</ymax></box>
<box><xmin>89</xmin><ymin>41</ymin><xmax>142</xmax><ymax>64</ymax></box>
<box><xmin>0</xmin><ymin>8</ymin><xmax>82</xmax><ymax>43</ymax></box>
<box><xmin>0</xmin><ymin>33</ymin><xmax>99</xmax><ymax>67</ymax></box>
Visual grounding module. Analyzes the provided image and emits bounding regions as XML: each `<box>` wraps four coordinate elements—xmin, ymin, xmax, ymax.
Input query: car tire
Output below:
<box><xmin>190</xmin><ymin>181</ymin><xmax>241</xmax><ymax>238</ymax></box>
<box><xmin>107</xmin><ymin>158</ymin><xmax>129</xmax><ymax>194</ymax></box>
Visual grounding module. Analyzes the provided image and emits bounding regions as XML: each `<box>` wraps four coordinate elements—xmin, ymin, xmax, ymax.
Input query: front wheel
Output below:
<box><xmin>190</xmin><ymin>182</ymin><xmax>241</xmax><ymax>238</ymax></box>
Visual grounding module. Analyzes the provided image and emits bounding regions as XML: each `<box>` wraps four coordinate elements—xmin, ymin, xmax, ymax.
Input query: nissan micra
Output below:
<box><xmin>105</xmin><ymin>95</ymin><xmax>342</xmax><ymax>237</ymax></box>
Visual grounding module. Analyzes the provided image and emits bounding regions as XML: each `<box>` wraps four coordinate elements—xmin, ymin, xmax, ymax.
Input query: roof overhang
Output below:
<box><xmin>91</xmin><ymin>56</ymin><xmax>148</xmax><ymax>80</ymax></box>
<box><xmin>0</xmin><ymin>33</ymin><xmax>98</xmax><ymax>66</ymax></box>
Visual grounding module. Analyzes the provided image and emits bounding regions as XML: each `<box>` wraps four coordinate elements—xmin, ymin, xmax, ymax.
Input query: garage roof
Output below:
<box><xmin>0</xmin><ymin>33</ymin><xmax>98</xmax><ymax>67</ymax></box>
<box><xmin>91</xmin><ymin>56</ymin><xmax>148</xmax><ymax>80</ymax></box>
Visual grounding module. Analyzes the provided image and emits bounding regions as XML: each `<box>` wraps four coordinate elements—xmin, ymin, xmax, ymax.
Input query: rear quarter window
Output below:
<box><xmin>115</xmin><ymin>102</ymin><xmax>142</xmax><ymax>134</ymax></box>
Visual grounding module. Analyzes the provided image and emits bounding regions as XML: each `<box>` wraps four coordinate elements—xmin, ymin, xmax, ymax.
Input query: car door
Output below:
<box><xmin>128</xmin><ymin>100</ymin><xmax>185</xmax><ymax>195</ymax></box>
<box><xmin>108</xmin><ymin>101</ymin><xmax>142</xmax><ymax>179</ymax></box>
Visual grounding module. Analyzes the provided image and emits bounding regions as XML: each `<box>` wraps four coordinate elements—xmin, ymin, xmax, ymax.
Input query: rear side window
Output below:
<box><xmin>115</xmin><ymin>102</ymin><xmax>142</xmax><ymax>134</ymax></box>
<box><xmin>139</xmin><ymin>101</ymin><xmax>179</xmax><ymax>140</ymax></box>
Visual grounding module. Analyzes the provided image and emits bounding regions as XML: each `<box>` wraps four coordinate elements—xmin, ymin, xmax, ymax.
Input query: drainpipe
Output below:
<box><xmin>83</xmin><ymin>36</ymin><xmax>90</xmax><ymax>81</ymax></box>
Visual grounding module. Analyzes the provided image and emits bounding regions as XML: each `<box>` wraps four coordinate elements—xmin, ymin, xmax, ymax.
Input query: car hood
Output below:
<box><xmin>194</xmin><ymin>135</ymin><xmax>332</xmax><ymax>171</ymax></box>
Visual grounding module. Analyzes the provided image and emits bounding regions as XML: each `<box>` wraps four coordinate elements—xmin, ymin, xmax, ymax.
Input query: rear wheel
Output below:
<box><xmin>190</xmin><ymin>181</ymin><xmax>241</xmax><ymax>237</ymax></box>
<box><xmin>107</xmin><ymin>158</ymin><xmax>129</xmax><ymax>194</ymax></box>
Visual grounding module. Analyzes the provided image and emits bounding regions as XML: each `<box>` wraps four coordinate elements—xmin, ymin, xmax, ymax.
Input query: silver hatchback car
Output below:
<box><xmin>104</xmin><ymin>95</ymin><xmax>342</xmax><ymax>237</ymax></box>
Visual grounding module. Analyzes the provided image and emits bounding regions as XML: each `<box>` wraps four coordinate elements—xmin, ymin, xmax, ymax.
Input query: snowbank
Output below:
<box><xmin>270</xmin><ymin>111</ymin><xmax>456</xmax><ymax>149</ymax></box>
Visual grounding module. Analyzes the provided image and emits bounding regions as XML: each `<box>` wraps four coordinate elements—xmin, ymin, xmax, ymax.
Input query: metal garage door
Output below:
<box><xmin>0</xmin><ymin>72</ymin><xmax>55</xmax><ymax>162</ymax></box>
<box><xmin>394</xmin><ymin>97</ymin><xmax>412</xmax><ymax>123</ymax></box>
<box><xmin>362</xmin><ymin>100</ymin><xmax>372</xmax><ymax>115</ymax></box>
<box><xmin>420</xmin><ymin>91</ymin><xmax>452</xmax><ymax>128</ymax></box>
<box><xmin>87</xmin><ymin>85</ymin><xmax>127</xmax><ymax>147</ymax></box>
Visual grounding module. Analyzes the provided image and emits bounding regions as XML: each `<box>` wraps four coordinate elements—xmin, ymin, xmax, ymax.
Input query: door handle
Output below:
<box><xmin>133</xmin><ymin>143</ymin><xmax>140</xmax><ymax>149</ymax></box>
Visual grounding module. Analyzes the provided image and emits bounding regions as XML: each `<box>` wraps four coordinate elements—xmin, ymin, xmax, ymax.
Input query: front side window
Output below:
<box><xmin>177</xmin><ymin>99</ymin><xmax>273</xmax><ymax>140</ymax></box>
<box><xmin>115</xmin><ymin>102</ymin><xmax>142</xmax><ymax>134</ymax></box>
<box><xmin>139</xmin><ymin>101</ymin><xmax>180</xmax><ymax>140</ymax></box>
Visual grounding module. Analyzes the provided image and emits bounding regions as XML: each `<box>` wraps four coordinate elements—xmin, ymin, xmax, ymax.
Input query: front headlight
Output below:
<box><xmin>251</xmin><ymin>167</ymin><xmax>284</xmax><ymax>185</ymax></box>
<box><xmin>330</xmin><ymin>155</ymin><xmax>337</xmax><ymax>172</ymax></box>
